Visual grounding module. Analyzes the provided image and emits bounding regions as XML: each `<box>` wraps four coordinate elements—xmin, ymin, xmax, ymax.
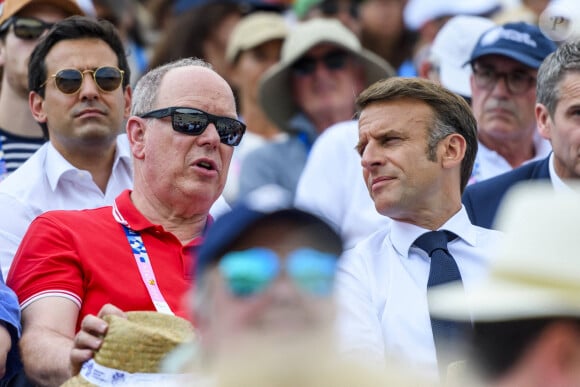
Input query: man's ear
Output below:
<box><xmin>29</xmin><ymin>91</ymin><xmax>47</xmax><ymax>124</ymax></box>
<box><xmin>535</xmin><ymin>103</ymin><xmax>552</xmax><ymax>141</ymax></box>
<box><xmin>126</xmin><ymin>116</ymin><xmax>146</xmax><ymax>160</ymax></box>
<box><xmin>440</xmin><ymin>133</ymin><xmax>466</xmax><ymax>169</ymax></box>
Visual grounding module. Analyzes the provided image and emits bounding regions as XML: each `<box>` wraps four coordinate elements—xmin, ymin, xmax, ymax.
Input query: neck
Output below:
<box><xmin>309</xmin><ymin>108</ymin><xmax>355</xmax><ymax>134</ymax></box>
<box><xmin>129</xmin><ymin>188</ymin><xmax>208</xmax><ymax>245</ymax></box>
<box><xmin>0</xmin><ymin>85</ymin><xmax>44</xmax><ymax>138</ymax></box>
<box><xmin>479</xmin><ymin>130</ymin><xmax>535</xmax><ymax>168</ymax></box>
<box><xmin>241</xmin><ymin>103</ymin><xmax>280</xmax><ymax>139</ymax></box>
<box><xmin>54</xmin><ymin>138</ymin><xmax>117</xmax><ymax>192</ymax></box>
<box><xmin>390</xmin><ymin>194</ymin><xmax>462</xmax><ymax>230</ymax></box>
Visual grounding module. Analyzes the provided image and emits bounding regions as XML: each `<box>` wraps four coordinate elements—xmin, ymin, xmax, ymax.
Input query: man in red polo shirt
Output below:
<box><xmin>7</xmin><ymin>21</ymin><xmax>243</xmax><ymax>387</ymax></box>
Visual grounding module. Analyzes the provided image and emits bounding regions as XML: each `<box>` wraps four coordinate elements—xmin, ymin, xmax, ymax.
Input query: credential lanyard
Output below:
<box><xmin>114</xmin><ymin>202</ymin><xmax>174</xmax><ymax>315</ymax></box>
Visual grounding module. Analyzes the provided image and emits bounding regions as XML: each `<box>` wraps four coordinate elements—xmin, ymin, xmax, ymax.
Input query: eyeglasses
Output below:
<box><xmin>0</xmin><ymin>17</ymin><xmax>53</xmax><ymax>40</ymax></box>
<box><xmin>140</xmin><ymin>107</ymin><xmax>246</xmax><ymax>147</ymax></box>
<box><xmin>218</xmin><ymin>247</ymin><xmax>338</xmax><ymax>298</ymax></box>
<box><xmin>472</xmin><ymin>65</ymin><xmax>536</xmax><ymax>95</ymax></box>
<box><xmin>291</xmin><ymin>50</ymin><xmax>350</xmax><ymax>76</ymax></box>
<box><xmin>42</xmin><ymin>67</ymin><xmax>125</xmax><ymax>94</ymax></box>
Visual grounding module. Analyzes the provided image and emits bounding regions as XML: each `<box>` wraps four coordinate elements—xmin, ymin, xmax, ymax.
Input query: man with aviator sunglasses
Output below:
<box><xmin>0</xmin><ymin>0</ymin><xmax>84</xmax><ymax>182</ymax></box>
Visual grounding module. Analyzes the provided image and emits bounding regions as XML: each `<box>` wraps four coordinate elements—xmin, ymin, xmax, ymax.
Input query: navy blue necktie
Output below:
<box><xmin>414</xmin><ymin>230</ymin><xmax>471</xmax><ymax>372</ymax></box>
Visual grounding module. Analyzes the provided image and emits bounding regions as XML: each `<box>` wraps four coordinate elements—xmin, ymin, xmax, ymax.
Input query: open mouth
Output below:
<box><xmin>196</xmin><ymin>161</ymin><xmax>215</xmax><ymax>170</ymax></box>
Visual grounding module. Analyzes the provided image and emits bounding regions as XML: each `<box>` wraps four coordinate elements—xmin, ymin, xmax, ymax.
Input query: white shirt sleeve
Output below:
<box><xmin>335</xmin><ymin>246</ymin><xmax>386</xmax><ymax>365</ymax></box>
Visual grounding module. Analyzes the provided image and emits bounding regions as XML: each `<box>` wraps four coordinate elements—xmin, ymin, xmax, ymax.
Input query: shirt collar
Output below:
<box><xmin>389</xmin><ymin>206</ymin><xmax>477</xmax><ymax>258</ymax></box>
<box><xmin>46</xmin><ymin>134</ymin><xmax>132</xmax><ymax>192</ymax></box>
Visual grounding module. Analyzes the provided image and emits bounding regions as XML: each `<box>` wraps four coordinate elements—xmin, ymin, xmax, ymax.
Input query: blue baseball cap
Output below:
<box><xmin>196</xmin><ymin>201</ymin><xmax>343</xmax><ymax>278</ymax></box>
<box><xmin>467</xmin><ymin>22</ymin><xmax>557</xmax><ymax>69</ymax></box>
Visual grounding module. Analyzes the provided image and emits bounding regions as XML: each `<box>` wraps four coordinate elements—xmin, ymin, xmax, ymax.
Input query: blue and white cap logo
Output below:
<box><xmin>481</xmin><ymin>26</ymin><xmax>537</xmax><ymax>48</ymax></box>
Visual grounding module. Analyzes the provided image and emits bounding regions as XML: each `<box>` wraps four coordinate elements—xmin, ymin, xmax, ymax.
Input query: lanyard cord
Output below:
<box><xmin>113</xmin><ymin>202</ymin><xmax>174</xmax><ymax>315</ymax></box>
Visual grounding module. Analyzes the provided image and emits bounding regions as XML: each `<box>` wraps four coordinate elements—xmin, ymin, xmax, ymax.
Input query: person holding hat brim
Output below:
<box><xmin>239</xmin><ymin>18</ymin><xmax>393</xmax><ymax>200</ymax></box>
<box><xmin>430</xmin><ymin>183</ymin><xmax>580</xmax><ymax>386</ymax></box>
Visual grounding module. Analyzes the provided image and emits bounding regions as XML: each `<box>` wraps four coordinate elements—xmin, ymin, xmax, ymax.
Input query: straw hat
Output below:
<box><xmin>62</xmin><ymin>311</ymin><xmax>194</xmax><ymax>386</ymax></box>
<box><xmin>429</xmin><ymin>182</ymin><xmax>580</xmax><ymax>322</ymax></box>
<box><xmin>258</xmin><ymin>18</ymin><xmax>394</xmax><ymax>132</ymax></box>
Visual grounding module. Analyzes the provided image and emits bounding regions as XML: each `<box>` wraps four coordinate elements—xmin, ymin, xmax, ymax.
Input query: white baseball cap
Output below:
<box><xmin>430</xmin><ymin>15</ymin><xmax>495</xmax><ymax>97</ymax></box>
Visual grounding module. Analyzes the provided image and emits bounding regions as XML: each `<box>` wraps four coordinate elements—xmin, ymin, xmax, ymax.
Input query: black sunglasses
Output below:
<box><xmin>41</xmin><ymin>67</ymin><xmax>125</xmax><ymax>94</ymax></box>
<box><xmin>291</xmin><ymin>50</ymin><xmax>349</xmax><ymax>76</ymax></box>
<box><xmin>0</xmin><ymin>17</ymin><xmax>53</xmax><ymax>40</ymax></box>
<box><xmin>318</xmin><ymin>0</ymin><xmax>359</xmax><ymax>18</ymax></box>
<box><xmin>140</xmin><ymin>107</ymin><xmax>246</xmax><ymax>147</ymax></box>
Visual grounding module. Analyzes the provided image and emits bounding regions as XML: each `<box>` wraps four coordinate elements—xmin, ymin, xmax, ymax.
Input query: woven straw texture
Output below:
<box><xmin>61</xmin><ymin>311</ymin><xmax>194</xmax><ymax>386</ymax></box>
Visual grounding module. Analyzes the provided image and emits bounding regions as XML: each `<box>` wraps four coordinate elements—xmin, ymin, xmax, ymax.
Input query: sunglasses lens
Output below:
<box><xmin>216</xmin><ymin>119</ymin><xmax>245</xmax><ymax>146</ymax></box>
<box><xmin>219</xmin><ymin>248</ymin><xmax>279</xmax><ymax>298</ymax></box>
<box><xmin>94</xmin><ymin>67</ymin><xmax>124</xmax><ymax>91</ymax></box>
<box><xmin>172</xmin><ymin>109</ymin><xmax>209</xmax><ymax>135</ymax></box>
<box><xmin>323</xmin><ymin>51</ymin><xmax>347</xmax><ymax>70</ymax></box>
<box><xmin>287</xmin><ymin>249</ymin><xmax>337</xmax><ymax>296</ymax></box>
<box><xmin>12</xmin><ymin>18</ymin><xmax>49</xmax><ymax>40</ymax></box>
<box><xmin>54</xmin><ymin>69</ymin><xmax>83</xmax><ymax>94</ymax></box>
<box><xmin>292</xmin><ymin>58</ymin><xmax>316</xmax><ymax>76</ymax></box>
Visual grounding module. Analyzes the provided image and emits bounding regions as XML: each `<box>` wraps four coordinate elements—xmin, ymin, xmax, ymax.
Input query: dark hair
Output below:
<box><xmin>28</xmin><ymin>16</ymin><xmax>130</xmax><ymax>137</ymax></box>
<box><xmin>471</xmin><ymin>318</ymin><xmax>580</xmax><ymax>381</ymax></box>
<box><xmin>356</xmin><ymin>77</ymin><xmax>478</xmax><ymax>193</ymax></box>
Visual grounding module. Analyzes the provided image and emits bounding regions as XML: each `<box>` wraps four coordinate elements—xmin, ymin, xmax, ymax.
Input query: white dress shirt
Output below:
<box><xmin>469</xmin><ymin>132</ymin><xmax>552</xmax><ymax>185</ymax></box>
<box><xmin>0</xmin><ymin>134</ymin><xmax>230</xmax><ymax>277</ymax></box>
<box><xmin>335</xmin><ymin>207</ymin><xmax>503</xmax><ymax>379</ymax></box>
<box><xmin>295</xmin><ymin>120</ymin><xmax>389</xmax><ymax>249</ymax></box>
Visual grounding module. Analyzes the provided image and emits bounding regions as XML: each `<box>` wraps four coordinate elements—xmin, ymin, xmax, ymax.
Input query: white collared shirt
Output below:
<box><xmin>469</xmin><ymin>132</ymin><xmax>552</xmax><ymax>185</ymax></box>
<box><xmin>335</xmin><ymin>207</ymin><xmax>503</xmax><ymax>379</ymax></box>
<box><xmin>0</xmin><ymin>134</ymin><xmax>133</xmax><ymax>277</ymax></box>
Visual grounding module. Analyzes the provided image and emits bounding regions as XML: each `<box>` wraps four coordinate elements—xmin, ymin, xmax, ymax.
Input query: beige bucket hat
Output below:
<box><xmin>62</xmin><ymin>311</ymin><xmax>194</xmax><ymax>386</ymax></box>
<box><xmin>225</xmin><ymin>12</ymin><xmax>288</xmax><ymax>64</ymax></box>
<box><xmin>258</xmin><ymin>18</ymin><xmax>394</xmax><ymax>132</ymax></box>
<box><xmin>429</xmin><ymin>182</ymin><xmax>580</xmax><ymax>322</ymax></box>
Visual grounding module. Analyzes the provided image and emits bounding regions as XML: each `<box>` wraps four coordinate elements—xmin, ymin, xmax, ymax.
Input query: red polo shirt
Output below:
<box><xmin>8</xmin><ymin>190</ymin><xmax>204</xmax><ymax>330</ymax></box>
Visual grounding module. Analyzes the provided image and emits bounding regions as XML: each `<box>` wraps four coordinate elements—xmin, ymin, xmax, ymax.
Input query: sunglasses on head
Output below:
<box><xmin>0</xmin><ymin>17</ymin><xmax>53</xmax><ymax>40</ymax></box>
<box><xmin>218</xmin><ymin>247</ymin><xmax>338</xmax><ymax>298</ymax></box>
<box><xmin>42</xmin><ymin>66</ymin><xmax>125</xmax><ymax>94</ymax></box>
<box><xmin>291</xmin><ymin>50</ymin><xmax>349</xmax><ymax>77</ymax></box>
<box><xmin>140</xmin><ymin>107</ymin><xmax>246</xmax><ymax>147</ymax></box>
<box><xmin>318</xmin><ymin>0</ymin><xmax>359</xmax><ymax>18</ymax></box>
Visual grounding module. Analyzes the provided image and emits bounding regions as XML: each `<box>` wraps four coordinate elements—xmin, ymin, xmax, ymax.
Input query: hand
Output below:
<box><xmin>69</xmin><ymin>304</ymin><xmax>126</xmax><ymax>375</ymax></box>
<box><xmin>0</xmin><ymin>323</ymin><xmax>11</xmax><ymax>378</ymax></box>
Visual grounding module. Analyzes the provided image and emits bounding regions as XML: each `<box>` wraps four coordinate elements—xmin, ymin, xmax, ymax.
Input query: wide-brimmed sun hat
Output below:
<box><xmin>429</xmin><ymin>182</ymin><xmax>580</xmax><ymax>322</ymax></box>
<box><xmin>62</xmin><ymin>311</ymin><xmax>194</xmax><ymax>386</ymax></box>
<box><xmin>258</xmin><ymin>18</ymin><xmax>394</xmax><ymax>132</ymax></box>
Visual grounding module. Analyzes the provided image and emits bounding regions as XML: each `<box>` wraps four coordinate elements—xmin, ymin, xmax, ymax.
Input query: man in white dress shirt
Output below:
<box><xmin>335</xmin><ymin>77</ymin><xmax>503</xmax><ymax>380</ymax></box>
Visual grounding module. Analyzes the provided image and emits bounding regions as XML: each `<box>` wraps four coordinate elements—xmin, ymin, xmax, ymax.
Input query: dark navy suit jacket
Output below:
<box><xmin>462</xmin><ymin>155</ymin><xmax>551</xmax><ymax>229</ymax></box>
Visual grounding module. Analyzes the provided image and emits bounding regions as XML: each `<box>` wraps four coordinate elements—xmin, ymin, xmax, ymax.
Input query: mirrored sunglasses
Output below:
<box><xmin>0</xmin><ymin>17</ymin><xmax>53</xmax><ymax>40</ymax></box>
<box><xmin>219</xmin><ymin>247</ymin><xmax>338</xmax><ymax>298</ymax></box>
<box><xmin>140</xmin><ymin>107</ymin><xmax>246</xmax><ymax>147</ymax></box>
<box><xmin>291</xmin><ymin>50</ymin><xmax>350</xmax><ymax>76</ymax></box>
<box><xmin>42</xmin><ymin>67</ymin><xmax>125</xmax><ymax>94</ymax></box>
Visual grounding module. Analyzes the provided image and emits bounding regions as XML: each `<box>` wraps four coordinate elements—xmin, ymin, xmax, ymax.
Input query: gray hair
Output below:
<box><xmin>131</xmin><ymin>57</ymin><xmax>213</xmax><ymax>116</ymax></box>
<box><xmin>537</xmin><ymin>40</ymin><xmax>580</xmax><ymax>117</ymax></box>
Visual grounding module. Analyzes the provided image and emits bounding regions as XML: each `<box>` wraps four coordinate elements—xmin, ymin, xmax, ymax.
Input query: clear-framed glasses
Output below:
<box><xmin>472</xmin><ymin>65</ymin><xmax>536</xmax><ymax>95</ymax></box>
